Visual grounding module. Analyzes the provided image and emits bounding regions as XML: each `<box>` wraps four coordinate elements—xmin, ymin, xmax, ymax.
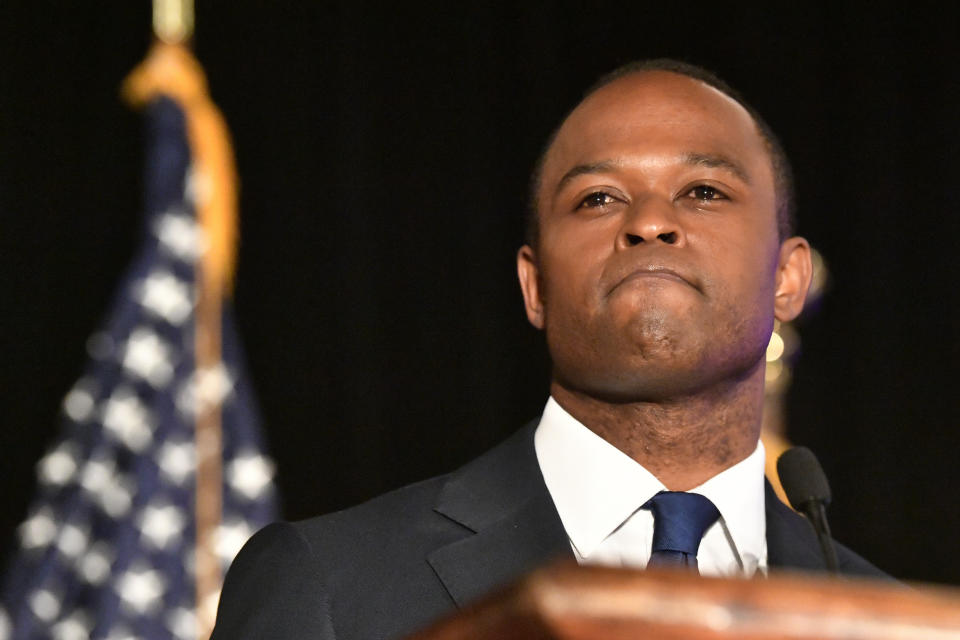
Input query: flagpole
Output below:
<box><xmin>149</xmin><ymin>1</ymin><xmax>225</xmax><ymax>636</ymax></box>
<box><xmin>194</xmin><ymin>264</ymin><xmax>224</xmax><ymax>639</ymax></box>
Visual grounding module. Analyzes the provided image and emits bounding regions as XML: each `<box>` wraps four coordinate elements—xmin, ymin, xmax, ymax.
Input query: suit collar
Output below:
<box><xmin>428</xmin><ymin>423</ymin><xmax>571</xmax><ymax>607</ymax></box>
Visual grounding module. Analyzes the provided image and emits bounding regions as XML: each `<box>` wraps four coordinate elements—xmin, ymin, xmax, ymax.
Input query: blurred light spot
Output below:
<box><xmin>29</xmin><ymin>589</ymin><xmax>60</xmax><ymax>622</ymax></box>
<box><xmin>38</xmin><ymin>443</ymin><xmax>79</xmax><ymax>487</ymax></box>
<box><xmin>766</xmin><ymin>332</ymin><xmax>785</xmax><ymax>362</ymax></box>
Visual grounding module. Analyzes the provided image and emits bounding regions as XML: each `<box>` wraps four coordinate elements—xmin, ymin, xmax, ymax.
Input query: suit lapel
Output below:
<box><xmin>427</xmin><ymin>423</ymin><xmax>572</xmax><ymax>608</ymax></box>
<box><xmin>764</xmin><ymin>480</ymin><xmax>828</xmax><ymax>572</ymax></box>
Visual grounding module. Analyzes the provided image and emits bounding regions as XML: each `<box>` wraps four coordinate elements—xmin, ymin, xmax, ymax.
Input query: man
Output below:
<box><xmin>210</xmin><ymin>59</ymin><xmax>885</xmax><ymax>640</ymax></box>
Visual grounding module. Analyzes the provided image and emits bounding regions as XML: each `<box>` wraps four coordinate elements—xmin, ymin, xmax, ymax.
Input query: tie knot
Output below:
<box><xmin>645</xmin><ymin>491</ymin><xmax>720</xmax><ymax>556</ymax></box>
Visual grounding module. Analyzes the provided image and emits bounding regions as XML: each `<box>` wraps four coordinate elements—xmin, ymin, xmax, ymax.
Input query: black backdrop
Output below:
<box><xmin>2</xmin><ymin>3</ymin><xmax>958</xmax><ymax>585</ymax></box>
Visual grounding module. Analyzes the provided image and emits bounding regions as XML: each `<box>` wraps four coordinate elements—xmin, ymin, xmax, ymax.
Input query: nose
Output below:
<box><xmin>615</xmin><ymin>196</ymin><xmax>685</xmax><ymax>250</ymax></box>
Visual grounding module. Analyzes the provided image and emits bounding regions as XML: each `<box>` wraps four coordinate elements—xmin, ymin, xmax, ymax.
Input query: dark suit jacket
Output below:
<box><xmin>210</xmin><ymin>424</ymin><xmax>887</xmax><ymax>639</ymax></box>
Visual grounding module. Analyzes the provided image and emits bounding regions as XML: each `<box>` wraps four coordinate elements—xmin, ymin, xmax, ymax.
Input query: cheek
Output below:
<box><xmin>716</xmin><ymin>254</ymin><xmax>780</xmax><ymax>348</ymax></box>
<box><xmin>693</xmin><ymin>231</ymin><xmax>780</xmax><ymax>344</ymax></box>
<box><xmin>541</xmin><ymin>257</ymin><xmax>599</xmax><ymax>323</ymax></box>
<box><xmin>538</xmin><ymin>229</ymin><xmax>611</xmax><ymax>316</ymax></box>
<box><xmin>696</xmin><ymin>219</ymin><xmax>779</xmax><ymax>292</ymax></box>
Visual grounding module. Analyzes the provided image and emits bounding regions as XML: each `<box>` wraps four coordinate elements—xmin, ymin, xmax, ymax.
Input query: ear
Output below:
<box><xmin>773</xmin><ymin>236</ymin><xmax>814</xmax><ymax>322</ymax></box>
<box><xmin>517</xmin><ymin>245</ymin><xmax>545</xmax><ymax>329</ymax></box>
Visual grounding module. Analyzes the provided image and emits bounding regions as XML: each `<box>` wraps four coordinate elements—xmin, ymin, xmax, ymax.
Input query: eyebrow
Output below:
<box><xmin>682</xmin><ymin>152</ymin><xmax>752</xmax><ymax>185</ymax></box>
<box><xmin>553</xmin><ymin>160</ymin><xmax>621</xmax><ymax>196</ymax></box>
<box><xmin>552</xmin><ymin>152</ymin><xmax>752</xmax><ymax>198</ymax></box>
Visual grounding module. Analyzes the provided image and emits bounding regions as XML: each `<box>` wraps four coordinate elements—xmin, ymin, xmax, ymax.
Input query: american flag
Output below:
<box><xmin>1</xmin><ymin>89</ymin><xmax>278</xmax><ymax>639</ymax></box>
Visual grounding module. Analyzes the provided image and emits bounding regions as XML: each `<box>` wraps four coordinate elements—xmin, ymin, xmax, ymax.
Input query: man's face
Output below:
<box><xmin>518</xmin><ymin>71</ymin><xmax>807</xmax><ymax>402</ymax></box>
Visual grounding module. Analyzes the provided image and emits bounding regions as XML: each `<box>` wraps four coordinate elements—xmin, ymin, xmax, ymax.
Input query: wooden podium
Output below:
<box><xmin>408</xmin><ymin>563</ymin><xmax>960</xmax><ymax>639</ymax></box>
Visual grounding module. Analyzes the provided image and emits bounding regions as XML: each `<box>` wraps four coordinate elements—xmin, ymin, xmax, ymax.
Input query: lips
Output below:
<box><xmin>608</xmin><ymin>265</ymin><xmax>700</xmax><ymax>296</ymax></box>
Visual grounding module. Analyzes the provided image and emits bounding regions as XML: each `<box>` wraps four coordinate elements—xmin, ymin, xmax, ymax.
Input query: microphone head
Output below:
<box><xmin>777</xmin><ymin>446</ymin><xmax>832</xmax><ymax>511</ymax></box>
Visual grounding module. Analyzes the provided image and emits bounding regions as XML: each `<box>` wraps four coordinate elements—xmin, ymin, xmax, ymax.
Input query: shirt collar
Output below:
<box><xmin>534</xmin><ymin>396</ymin><xmax>767</xmax><ymax>564</ymax></box>
<box><xmin>691</xmin><ymin>438</ymin><xmax>767</xmax><ymax>572</ymax></box>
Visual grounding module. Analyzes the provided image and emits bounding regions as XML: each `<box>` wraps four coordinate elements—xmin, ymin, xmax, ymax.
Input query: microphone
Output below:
<box><xmin>776</xmin><ymin>446</ymin><xmax>839</xmax><ymax>574</ymax></box>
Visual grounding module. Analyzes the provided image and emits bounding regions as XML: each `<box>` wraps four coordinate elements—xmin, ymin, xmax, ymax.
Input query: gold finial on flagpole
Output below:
<box><xmin>153</xmin><ymin>0</ymin><xmax>194</xmax><ymax>44</ymax></box>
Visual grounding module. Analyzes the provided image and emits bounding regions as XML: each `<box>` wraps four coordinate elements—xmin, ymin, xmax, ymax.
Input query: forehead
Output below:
<box><xmin>540</xmin><ymin>71</ymin><xmax>773</xmax><ymax>198</ymax></box>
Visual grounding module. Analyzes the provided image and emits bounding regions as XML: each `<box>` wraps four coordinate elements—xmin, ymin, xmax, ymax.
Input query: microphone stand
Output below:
<box><xmin>802</xmin><ymin>499</ymin><xmax>839</xmax><ymax>574</ymax></box>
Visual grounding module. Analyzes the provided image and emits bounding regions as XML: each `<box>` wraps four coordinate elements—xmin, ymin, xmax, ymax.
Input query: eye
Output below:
<box><xmin>685</xmin><ymin>185</ymin><xmax>727</xmax><ymax>201</ymax></box>
<box><xmin>577</xmin><ymin>191</ymin><xmax>618</xmax><ymax>209</ymax></box>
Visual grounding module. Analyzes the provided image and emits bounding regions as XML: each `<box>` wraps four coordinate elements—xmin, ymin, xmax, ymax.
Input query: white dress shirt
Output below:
<box><xmin>534</xmin><ymin>397</ymin><xmax>768</xmax><ymax>577</ymax></box>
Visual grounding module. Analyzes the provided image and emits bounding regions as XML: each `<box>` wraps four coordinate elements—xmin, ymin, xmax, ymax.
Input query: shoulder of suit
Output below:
<box><xmin>288</xmin><ymin>422</ymin><xmax>540</xmax><ymax>543</ymax></box>
<box><xmin>212</xmin><ymin>521</ymin><xmax>335</xmax><ymax>638</ymax></box>
<box><xmin>290</xmin><ymin>472</ymin><xmax>456</xmax><ymax>545</ymax></box>
<box><xmin>833</xmin><ymin>539</ymin><xmax>893</xmax><ymax>580</ymax></box>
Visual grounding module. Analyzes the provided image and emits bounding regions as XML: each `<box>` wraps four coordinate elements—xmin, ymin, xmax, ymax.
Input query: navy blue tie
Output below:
<box><xmin>644</xmin><ymin>491</ymin><xmax>720</xmax><ymax>572</ymax></box>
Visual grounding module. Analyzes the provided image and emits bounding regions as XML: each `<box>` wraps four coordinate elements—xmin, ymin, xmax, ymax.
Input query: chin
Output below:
<box><xmin>618</xmin><ymin>300</ymin><xmax>706</xmax><ymax>346</ymax></box>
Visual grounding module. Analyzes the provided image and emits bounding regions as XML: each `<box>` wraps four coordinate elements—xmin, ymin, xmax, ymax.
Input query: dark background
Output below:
<box><xmin>1</xmin><ymin>3</ymin><xmax>958</xmax><ymax>585</ymax></box>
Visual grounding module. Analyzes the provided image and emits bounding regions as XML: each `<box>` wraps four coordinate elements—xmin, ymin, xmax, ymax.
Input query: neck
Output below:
<box><xmin>550</xmin><ymin>363</ymin><xmax>765</xmax><ymax>491</ymax></box>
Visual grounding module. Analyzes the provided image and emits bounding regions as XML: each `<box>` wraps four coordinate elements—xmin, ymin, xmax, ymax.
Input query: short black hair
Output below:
<box><xmin>526</xmin><ymin>58</ymin><xmax>796</xmax><ymax>247</ymax></box>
